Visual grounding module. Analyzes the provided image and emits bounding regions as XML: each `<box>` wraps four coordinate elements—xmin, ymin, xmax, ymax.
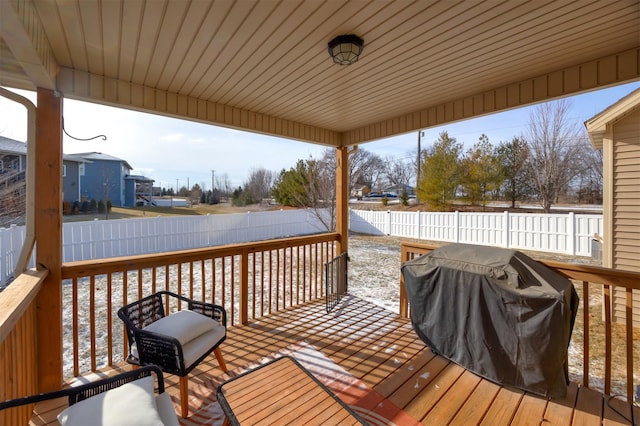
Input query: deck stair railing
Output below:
<box><xmin>399</xmin><ymin>241</ymin><xmax>640</xmax><ymax>404</ymax></box>
<box><xmin>325</xmin><ymin>251</ymin><xmax>348</xmax><ymax>313</ymax></box>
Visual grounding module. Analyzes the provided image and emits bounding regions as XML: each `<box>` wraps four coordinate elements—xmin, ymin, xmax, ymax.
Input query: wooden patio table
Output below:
<box><xmin>217</xmin><ymin>355</ymin><xmax>367</xmax><ymax>425</ymax></box>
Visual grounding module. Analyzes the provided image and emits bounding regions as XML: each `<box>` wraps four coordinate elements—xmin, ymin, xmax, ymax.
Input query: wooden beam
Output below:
<box><xmin>0</xmin><ymin>0</ymin><xmax>57</xmax><ymax>89</ymax></box>
<box><xmin>335</xmin><ymin>147</ymin><xmax>349</xmax><ymax>255</ymax></box>
<box><xmin>35</xmin><ymin>88</ymin><xmax>63</xmax><ymax>392</ymax></box>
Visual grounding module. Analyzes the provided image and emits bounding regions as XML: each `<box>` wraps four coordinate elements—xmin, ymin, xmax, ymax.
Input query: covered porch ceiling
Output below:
<box><xmin>1</xmin><ymin>0</ymin><xmax>639</xmax><ymax>147</ymax></box>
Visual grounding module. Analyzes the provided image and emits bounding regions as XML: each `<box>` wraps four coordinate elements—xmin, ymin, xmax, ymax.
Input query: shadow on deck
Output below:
<box><xmin>30</xmin><ymin>296</ymin><xmax>638</xmax><ymax>425</ymax></box>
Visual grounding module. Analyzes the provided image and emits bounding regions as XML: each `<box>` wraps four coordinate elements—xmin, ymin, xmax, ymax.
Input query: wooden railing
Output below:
<box><xmin>60</xmin><ymin>233</ymin><xmax>338</xmax><ymax>378</ymax></box>
<box><xmin>399</xmin><ymin>241</ymin><xmax>640</xmax><ymax>403</ymax></box>
<box><xmin>0</xmin><ymin>269</ymin><xmax>48</xmax><ymax>426</ymax></box>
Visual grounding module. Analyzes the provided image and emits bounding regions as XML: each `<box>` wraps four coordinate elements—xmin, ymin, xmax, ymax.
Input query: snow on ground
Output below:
<box><xmin>347</xmin><ymin>236</ymin><xmax>403</xmax><ymax>313</ymax></box>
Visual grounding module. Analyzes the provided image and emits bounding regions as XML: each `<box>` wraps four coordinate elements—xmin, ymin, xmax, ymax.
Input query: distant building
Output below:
<box><xmin>383</xmin><ymin>184</ymin><xmax>415</xmax><ymax>197</ymax></box>
<box><xmin>64</xmin><ymin>152</ymin><xmax>154</xmax><ymax>207</ymax></box>
<box><xmin>0</xmin><ymin>136</ymin><xmax>84</xmax><ymax>226</ymax></box>
<box><xmin>65</xmin><ymin>152</ymin><xmax>132</xmax><ymax>206</ymax></box>
<box><xmin>125</xmin><ymin>175</ymin><xmax>155</xmax><ymax>207</ymax></box>
<box><xmin>0</xmin><ymin>140</ymin><xmax>154</xmax><ymax>211</ymax></box>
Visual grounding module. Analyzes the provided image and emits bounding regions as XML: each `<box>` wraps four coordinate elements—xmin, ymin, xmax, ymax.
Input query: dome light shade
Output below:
<box><xmin>328</xmin><ymin>34</ymin><xmax>364</xmax><ymax>65</ymax></box>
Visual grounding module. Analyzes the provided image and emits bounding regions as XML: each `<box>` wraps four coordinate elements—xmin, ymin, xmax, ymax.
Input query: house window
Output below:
<box><xmin>79</xmin><ymin>163</ymin><xmax>85</xmax><ymax>176</ymax></box>
<box><xmin>63</xmin><ymin>165</ymin><xmax>67</xmax><ymax>177</ymax></box>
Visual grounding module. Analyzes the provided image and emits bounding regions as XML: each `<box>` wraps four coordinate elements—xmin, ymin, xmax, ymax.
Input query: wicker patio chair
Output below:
<box><xmin>0</xmin><ymin>365</ymin><xmax>179</xmax><ymax>425</ymax></box>
<box><xmin>117</xmin><ymin>290</ymin><xmax>228</xmax><ymax>417</ymax></box>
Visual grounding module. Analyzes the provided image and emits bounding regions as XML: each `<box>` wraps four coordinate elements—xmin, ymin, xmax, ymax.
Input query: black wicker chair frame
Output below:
<box><xmin>0</xmin><ymin>365</ymin><xmax>164</xmax><ymax>412</ymax></box>
<box><xmin>117</xmin><ymin>290</ymin><xmax>228</xmax><ymax>417</ymax></box>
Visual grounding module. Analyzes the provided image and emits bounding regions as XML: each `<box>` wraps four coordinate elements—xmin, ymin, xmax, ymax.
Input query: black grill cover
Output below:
<box><xmin>401</xmin><ymin>243</ymin><xmax>578</xmax><ymax>398</ymax></box>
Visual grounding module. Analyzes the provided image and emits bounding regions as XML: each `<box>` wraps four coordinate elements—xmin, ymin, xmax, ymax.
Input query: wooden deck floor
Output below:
<box><xmin>30</xmin><ymin>296</ymin><xmax>638</xmax><ymax>425</ymax></box>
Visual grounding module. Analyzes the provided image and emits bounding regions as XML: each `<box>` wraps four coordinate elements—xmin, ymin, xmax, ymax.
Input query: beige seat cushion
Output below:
<box><xmin>181</xmin><ymin>325</ymin><xmax>226</xmax><ymax>367</ymax></box>
<box><xmin>57</xmin><ymin>376</ymin><xmax>165</xmax><ymax>426</ymax></box>
<box><xmin>144</xmin><ymin>309</ymin><xmax>219</xmax><ymax>346</ymax></box>
<box><xmin>155</xmin><ymin>392</ymin><xmax>180</xmax><ymax>426</ymax></box>
<box><xmin>131</xmin><ymin>310</ymin><xmax>224</xmax><ymax>366</ymax></box>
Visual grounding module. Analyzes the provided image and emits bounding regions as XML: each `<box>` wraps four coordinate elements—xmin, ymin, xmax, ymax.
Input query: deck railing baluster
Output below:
<box><xmin>90</xmin><ymin>275</ymin><xmax>96</xmax><ymax>371</ymax></box>
<box><xmin>72</xmin><ymin>277</ymin><xmax>78</xmax><ymax>377</ymax></box>
<box><xmin>583</xmin><ymin>280</ymin><xmax>589</xmax><ymax>389</ymax></box>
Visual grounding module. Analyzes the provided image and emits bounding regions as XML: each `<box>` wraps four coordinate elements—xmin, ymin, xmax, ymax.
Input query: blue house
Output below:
<box><xmin>0</xmin><ymin>136</ymin><xmax>84</xmax><ymax>225</ymax></box>
<box><xmin>65</xmin><ymin>152</ymin><xmax>154</xmax><ymax>207</ymax></box>
<box><xmin>2</xmin><ymin>141</ymin><xmax>156</xmax><ymax>211</ymax></box>
<box><xmin>66</xmin><ymin>152</ymin><xmax>131</xmax><ymax>206</ymax></box>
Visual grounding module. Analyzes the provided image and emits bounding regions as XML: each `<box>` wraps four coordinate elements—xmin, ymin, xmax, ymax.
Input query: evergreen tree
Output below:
<box><xmin>496</xmin><ymin>137</ymin><xmax>531</xmax><ymax>208</ymax></box>
<box><xmin>272</xmin><ymin>160</ymin><xmax>312</xmax><ymax>207</ymax></box>
<box><xmin>416</xmin><ymin>131</ymin><xmax>463</xmax><ymax>211</ymax></box>
<box><xmin>460</xmin><ymin>134</ymin><xmax>504</xmax><ymax>208</ymax></box>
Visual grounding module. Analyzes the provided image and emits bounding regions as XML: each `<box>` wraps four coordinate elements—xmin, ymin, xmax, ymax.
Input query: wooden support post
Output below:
<box><xmin>35</xmin><ymin>88</ymin><xmax>63</xmax><ymax>391</ymax></box>
<box><xmin>335</xmin><ymin>146</ymin><xmax>349</xmax><ymax>255</ymax></box>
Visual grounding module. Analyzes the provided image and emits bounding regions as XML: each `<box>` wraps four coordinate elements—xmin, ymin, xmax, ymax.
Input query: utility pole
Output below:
<box><xmin>211</xmin><ymin>169</ymin><xmax>215</xmax><ymax>192</ymax></box>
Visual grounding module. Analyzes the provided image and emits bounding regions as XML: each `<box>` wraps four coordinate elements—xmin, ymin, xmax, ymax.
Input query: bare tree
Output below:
<box><xmin>323</xmin><ymin>147</ymin><xmax>384</xmax><ymax>195</ymax></box>
<box><xmin>215</xmin><ymin>172</ymin><xmax>233</xmax><ymax>201</ymax></box>
<box><xmin>384</xmin><ymin>155</ymin><xmax>414</xmax><ymax>186</ymax></box>
<box><xmin>272</xmin><ymin>154</ymin><xmax>335</xmax><ymax>231</ymax></box>
<box><xmin>572</xmin><ymin>139</ymin><xmax>603</xmax><ymax>204</ymax></box>
<box><xmin>525</xmin><ymin>99</ymin><xmax>585</xmax><ymax>212</ymax></box>
<box><xmin>243</xmin><ymin>167</ymin><xmax>275</xmax><ymax>204</ymax></box>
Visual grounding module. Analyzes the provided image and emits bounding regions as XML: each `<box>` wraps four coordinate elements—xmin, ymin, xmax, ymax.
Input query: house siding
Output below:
<box><xmin>62</xmin><ymin>161</ymin><xmax>80</xmax><ymax>202</ymax></box>
<box><xmin>80</xmin><ymin>160</ymin><xmax>125</xmax><ymax>206</ymax></box>
<box><xmin>610</xmin><ymin>109</ymin><xmax>640</xmax><ymax>327</ymax></box>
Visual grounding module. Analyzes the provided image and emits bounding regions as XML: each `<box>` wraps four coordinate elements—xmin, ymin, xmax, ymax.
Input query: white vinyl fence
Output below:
<box><xmin>349</xmin><ymin>210</ymin><xmax>603</xmax><ymax>258</ymax></box>
<box><xmin>1</xmin><ymin>208</ymin><xmax>603</xmax><ymax>287</ymax></box>
<box><xmin>0</xmin><ymin>209</ymin><xmax>328</xmax><ymax>286</ymax></box>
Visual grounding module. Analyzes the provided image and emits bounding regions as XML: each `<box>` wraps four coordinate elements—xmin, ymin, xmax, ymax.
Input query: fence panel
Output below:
<box><xmin>389</xmin><ymin>211</ymin><xmax>419</xmax><ymax>238</ymax></box>
<box><xmin>508</xmin><ymin>213</ymin><xmax>571</xmax><ymax>254</ymax></box>
<box><xmin>0</xmin><ymin>209</ymin><xmax>605</xmax><ymax>287</ymax></box>
<box><xmin>457</xmin><ymin>212</ymin><xmax>505</xmax><ymax>246</ymax></box>
<box><xmin>575</xmin><ymin>214</ymin><xmax>603</xmax><ymax>256</ymax></box>
<box><xmin>351</xmin><ymin>209</ymin><xmax>602</xmax><ymax>258</ymax></box>
<box><xmin>1</xmin><ymin>210</ymin><xmax>328</xmax><ymax>287</ymax></box>
<box><xmin>419</xmin><ymin>212</ymin><xmax>457</xmax><ymax>243</ymax></box>
<box><xmin>349</xmin><ymin>210</ymin><xmax>387</xmax><ymax>235</ymax></box>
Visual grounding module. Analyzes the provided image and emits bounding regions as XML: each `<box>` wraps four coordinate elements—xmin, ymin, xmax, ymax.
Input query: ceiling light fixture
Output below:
<box><xmin>327</xmin><ymin>34</ymin><xmax>364</xmax><ymax>65</ymax></box>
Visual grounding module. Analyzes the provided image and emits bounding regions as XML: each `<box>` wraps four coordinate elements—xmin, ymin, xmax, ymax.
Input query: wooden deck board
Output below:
<box><xmin>542</xmin><ymin>382</ymin><xmax>578</xmax><ymax>426</ymax></box>
<box><xmin>28</xmin><ymin>296</ymin><xmax>637</xmax><ymax>425</ymax></box>
<box><xmin>449</xmin><ymin>377</ymin><xmax>502</xmax><ymax>425</ymax></box>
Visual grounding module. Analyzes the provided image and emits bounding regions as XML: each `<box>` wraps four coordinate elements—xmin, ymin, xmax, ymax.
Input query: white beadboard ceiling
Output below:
<box><xmin>1</xmin><ymin>0</ymin><xmax>639</xmax><ymax>146</ymax></box>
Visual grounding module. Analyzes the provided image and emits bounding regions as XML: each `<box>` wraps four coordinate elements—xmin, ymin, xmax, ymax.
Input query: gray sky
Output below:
<box><xmin>1</xmin><ymin>81</ymin><xmax>639</xmax><ymax>191</ymax></box>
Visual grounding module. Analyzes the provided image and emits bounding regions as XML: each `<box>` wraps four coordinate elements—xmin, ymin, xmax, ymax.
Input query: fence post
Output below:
<box><xmin>387</xmin><ymin>210</ymin><xmax>391</xmax><ymax>236</ymax></box>
<box><xmin>568</xmin><ymin>212</ymin><xmax>575</xmax><ymax>256</ymax></box>
<box><xmin>416</xmin><ymin>211</ymin><xmax>421</xmax><ymax>240</ymax></box>
<box><xmin>454</xmin><ymin>211</ymin><xmax>460</xmax><ymax>243</ymax></box>
<box><xmin>503</xmin><ymin>211</ymin><xmax>509</xmax><ymax>248</ymax></box>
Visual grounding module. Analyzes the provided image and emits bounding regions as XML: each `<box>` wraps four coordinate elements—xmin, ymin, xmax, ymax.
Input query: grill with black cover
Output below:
<box><xmin>401</xmin><ymin>243</ymin><xmax>578</xmax><ymax>398</ymax></box>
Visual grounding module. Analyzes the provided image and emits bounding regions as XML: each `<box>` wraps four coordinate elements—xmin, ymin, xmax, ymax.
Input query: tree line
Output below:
<box><xmin>418</xmin><ymin>99</ymin><xmax>602</xmax><ymax>212</ymax></box>
<box><xmin>173</xmin><ymin>99</ymin><xmax>603</xmax><ymax>219</ymax></box>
